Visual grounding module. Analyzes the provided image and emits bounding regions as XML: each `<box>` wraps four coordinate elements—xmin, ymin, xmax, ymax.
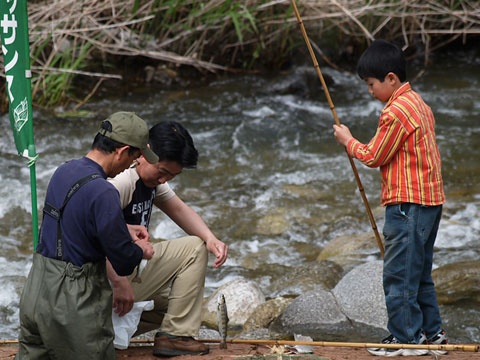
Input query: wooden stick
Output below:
<box><xmin>125</xmin><ymin>338</ymin><xmax>479</xmax><ymax>352</ymax></box>
<box><xmin>1</xmin><ymin>338</ymin><xmax>477</xmax><ymax>352</ymax></box>
<box><xmin>30</xmin><ymin>66</ymin><xmax>122</xmax><ymax>79</ymax></box>
<box><xmin>289</xmin><ymin>0</ymin><xmax>385</xmax><ymax>258</ymax></box>
<box><xmin>0</xmin><ymin>340</ymin><xmax>18</xmax><ymax>345</ymax></box>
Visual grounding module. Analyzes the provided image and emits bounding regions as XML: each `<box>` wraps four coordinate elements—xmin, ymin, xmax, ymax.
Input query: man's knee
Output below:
<box><xmin>190</xmin><ymin>236</ymin><xmax>208</xmax><ymax>264</ymax></box>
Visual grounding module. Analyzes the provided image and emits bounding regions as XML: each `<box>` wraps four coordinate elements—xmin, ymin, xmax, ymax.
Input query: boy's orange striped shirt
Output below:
<box><xmin>347</xmin><ymin>82</ymin><xmax>445</xmax><ymax>207</ymax></box>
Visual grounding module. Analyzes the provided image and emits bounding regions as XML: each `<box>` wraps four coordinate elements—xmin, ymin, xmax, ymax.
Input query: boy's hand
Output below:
<box><xmin>333</xmin><ymin>124</ymin><xmax>354</xmax><ymax>147</ymax></box>
<box><xmin>205</xmin><ymin>237</ymin><xmax>228</xmax><ymax>268</ymax></box>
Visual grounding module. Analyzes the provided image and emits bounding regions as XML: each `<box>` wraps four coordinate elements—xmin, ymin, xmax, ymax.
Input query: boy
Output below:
<box><xmin>108</xmin><ymin>121</ymin><xmax>228</xmax><ymax>357</ymax></box>
<box><xmin>333</xmin><ymin>40</ymin><xmax>447</xmax><ymax>356</ymax></box>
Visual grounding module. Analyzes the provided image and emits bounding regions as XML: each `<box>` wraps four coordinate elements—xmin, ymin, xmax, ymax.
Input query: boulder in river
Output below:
<box><xmin>432</xmin><ymin>260</ymin><xmax>480</xmax><ymax>304</ymax></box>
<box><xmin>269</xmin><ymin>261</ymin><xmax>388</xmax><ymax>342</ymax></box>
<box><xmin>202</xmin><ymin>279</ymin><xmax>266</xmax><ymax>330</ymax></box>
<box><xmin>242</xmin><ymin>296</ymin><xmax>294</xmax><ymax>332</ymax></box>
<box><xmin>267</xmin><ymin>260</ymin><xmax>344</xmax><ymax>297</ymax></box>
<box><xmin>255</xmin><ymin>210</ymin><xmax>290</xmax><ymax>236</ymax></box>
<box><xmin>269</xmin><ymin>289</ymin><xmax>352</xmax><ymax>341</ymax></box>
<box><xmin>317</xmin><ymin>231</ymin><xmax>382</xmax><ymax>271</ymax></box>
<box><xmin>332</xmin><ymin>260</ymin><xmax>388</xmax><ymax>340</ymax></box>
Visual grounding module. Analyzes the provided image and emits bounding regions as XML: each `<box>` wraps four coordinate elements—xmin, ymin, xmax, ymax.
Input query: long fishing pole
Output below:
<box><xmin>1</xmin><ymin>339</ymin><xmax>477</xmax><ymax>352</ymax></box>
<box><xmin>125</xmin><ymin>338</ymin><xmax>479</xmax><ymax>353</ymax></box>
<box><xmin>289</xmin><ymin>0</ymin><xmax>384</xmax><ymax>258</ymax></box>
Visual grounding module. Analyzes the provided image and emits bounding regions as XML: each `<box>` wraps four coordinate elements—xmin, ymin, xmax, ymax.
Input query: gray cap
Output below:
<box><xmin>99</xmin><ymin>112</ymin><xmax>158</xmax><ymax>163</ymax></box>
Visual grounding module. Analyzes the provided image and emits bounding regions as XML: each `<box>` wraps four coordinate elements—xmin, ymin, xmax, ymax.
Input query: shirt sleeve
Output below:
<box><xmin>93</xmin><ymin>186</ymin><xmax>143</xmax><ymax>276</ymax></box>
<box><xmin>153</xmin><ymin>182</ymin><xmax>175</xmax><ymax>208</ymax></box>
<box><xmin>347</xmin><ymin>109</ymin><xmax>414</xmax><ymax>168</ymax></box>
<box><xmin>108</xmin><ymin>167</ymin><xmax>138</xmax><ymax>209</ymax></box>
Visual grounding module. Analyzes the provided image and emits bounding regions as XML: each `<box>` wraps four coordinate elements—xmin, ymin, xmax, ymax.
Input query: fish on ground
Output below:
<box><xmin>216</xmin><ymin>294</ymin><xmax>229</xmax><ymax>349</ymax></box>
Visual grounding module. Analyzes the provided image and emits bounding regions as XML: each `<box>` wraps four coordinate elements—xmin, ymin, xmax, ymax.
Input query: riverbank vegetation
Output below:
<box><xmin>1</xmin><ymin>0</ymin><xmax>479</xmax><ymax>111</ymax></box>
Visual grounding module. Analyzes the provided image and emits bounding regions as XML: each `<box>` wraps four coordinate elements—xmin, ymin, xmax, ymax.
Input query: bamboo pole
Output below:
<box><xmin>0</xmin><ymin>340</ymin><xmax>18</xmax><ymax>345</ymax></box>
<box><xmin>1</xmin><ymin>338</ymin><xmax>478</xmax><ymax>352</ymax></box>
<box><xmin>124</xmin><ymin>338</ymin><xmax>479</xmax><ymax>353</ymax></box>
<box><xmin>289</xmin><ymin>0</ymin><xmax>385</xmax><ymax>258</ymax></box>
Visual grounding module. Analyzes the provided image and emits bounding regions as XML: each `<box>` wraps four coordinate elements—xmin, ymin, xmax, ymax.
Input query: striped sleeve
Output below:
<box><xmin>347</xmin><ymin>111</ymin><xmax>415</xmax><ymax>168</ymax></box>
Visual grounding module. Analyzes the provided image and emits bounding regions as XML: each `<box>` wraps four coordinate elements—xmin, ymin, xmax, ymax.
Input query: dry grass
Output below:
<box><xmin>1</xmin><ymin>0</ymin><xmax>479</xmax><ymax>110</ymax></box>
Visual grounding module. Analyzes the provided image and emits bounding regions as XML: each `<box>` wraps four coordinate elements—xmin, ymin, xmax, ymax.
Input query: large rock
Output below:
<box><xmin>332</xmin><ymin>260</ymin><xmax>388</xmax><ymax>340</ymax></box>
<box><xmin>235</xmin><ymin>328</ymin><xmax>271</xmax><ymax>340</ymax></box>
<box><xmin>268</xmin><ymin>260</ymin><xmax>344</xmax><ymax>296</ymax></box>
<box><xmin>255</xmin><ymin>209</ymin><xmax>290</xmax><ymax>235</ymax></box>
<box><xmin>269</xmin><ymin>261</ymin><xmax>388</xmax><ymax>342</ymax></box>
<box><xmin>242</xmin><ymin>297</ymin><xmax>294</xmax><ymax>332</ymax></box>
<box><xmin>202</xmin><ymin>279</ymin><xmax>266</xmax><ymax>330</ymax></box>
<box><xmin>432</xmin><ymin>260</ymin><xmax>480</xmax><ymax>304</ymax></box>
<box><xmin>269</xmin><ymin>289</ymin><xmax>352</xmax><ymax>341</ymax></box>
<box><xmin>317</xmin><ymin>231</ymin><xmax>382</xmax><ymax>270</ymax></box>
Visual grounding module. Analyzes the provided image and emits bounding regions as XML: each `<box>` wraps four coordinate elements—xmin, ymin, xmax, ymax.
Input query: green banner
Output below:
<box><xmin>1</xmin><ymin>0</ymin><xmax>34</xmax><ymax>156</ymax></box>
<box><xmin>1</xmin><ymin>0</ymin><xmax>39</xmax><ymax>249</ymax></box>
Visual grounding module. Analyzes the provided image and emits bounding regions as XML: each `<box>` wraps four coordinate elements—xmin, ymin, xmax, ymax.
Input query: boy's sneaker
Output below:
<box><xmin>367</xmin><ymin>334</ymin><xmax>400</xmax><ymax>356</ymax></box>
<box><xmin>367</xmin><ymin>333</ymin><xmax>429</xmax><ymax>357</ymax></box>
<box><xmin>152</xmin><ymin>332</ymin><xmax>209</xmax><ymax>357</ymax></box>
<box><xmin>428</xmin><ymin>329</ymin><xmax>448</xmax><ymax>355</ymax></box>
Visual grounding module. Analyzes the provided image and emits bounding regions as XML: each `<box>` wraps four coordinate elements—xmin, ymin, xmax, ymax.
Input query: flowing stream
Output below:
<box><xmin>1</xmin><ymin>49</ymin><xmax>479</xmax><ymax>341</ymax></box>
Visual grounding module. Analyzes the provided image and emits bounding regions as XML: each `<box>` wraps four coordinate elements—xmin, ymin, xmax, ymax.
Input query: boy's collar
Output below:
<box><xmin>385</xmin><ymin>82</ymin><xmax>411</xmax><ymax>107</ymax></box>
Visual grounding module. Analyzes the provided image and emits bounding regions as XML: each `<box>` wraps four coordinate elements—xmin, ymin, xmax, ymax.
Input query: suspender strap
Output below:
<box><xmin>42</xmin><ymin>173</ymin><xmax>102</xmax><ymax>260</ymax></box>
<box><xmin>43</xmin><ymin>202</ymin><xmax>60</xmax><ymax>220</ymax></box>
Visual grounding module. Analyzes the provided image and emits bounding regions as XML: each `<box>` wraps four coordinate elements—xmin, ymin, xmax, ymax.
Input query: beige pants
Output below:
<box><xmin>128</xmin><ymin>236</ymin><xmax>208</xmax><ymax>337</ymax></box>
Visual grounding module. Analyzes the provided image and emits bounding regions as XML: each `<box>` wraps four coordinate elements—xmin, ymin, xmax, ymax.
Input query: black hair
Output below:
<box><xmin>91</xmin><ymin>121</ymin><xmax>139</xmax><ymax>155</ymax></box>
<box><xmin>357</xmin><ymin>40</ymin><xmax>406</xmax><ymax>82</ymax></box>
<box><xmin>149</xmin><ymin>121</ymin><xmax>198</xmax><ymax>169</ymax></box>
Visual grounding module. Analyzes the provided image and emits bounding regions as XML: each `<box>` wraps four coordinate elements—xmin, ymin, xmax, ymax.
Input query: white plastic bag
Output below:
<box><xmin>112</xmin><ymin>300</ymin><xmax>154</xmax><ymax>349</ymax></box>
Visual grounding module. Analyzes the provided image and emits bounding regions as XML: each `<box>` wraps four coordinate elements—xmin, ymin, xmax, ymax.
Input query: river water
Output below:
<box><xmin>1</xmin><ymin>49</ymin><xmax>479</xmax><ymax>341</ymax></box>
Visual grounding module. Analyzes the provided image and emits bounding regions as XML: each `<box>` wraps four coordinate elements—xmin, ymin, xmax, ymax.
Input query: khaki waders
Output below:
<box><xmin>16</xmin><ymin>253</ymin><xmax>115</xmax><ymax>360</ymax></box>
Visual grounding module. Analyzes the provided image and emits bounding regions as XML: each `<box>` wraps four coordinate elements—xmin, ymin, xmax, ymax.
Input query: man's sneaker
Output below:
<box><xmin>153</xmin><ymin>332</ymin><xmax>209</xmax><ymax>357</ymax></box>
<box><xmin>428</xmin><ymin>329</ymin><xmax>448</xmax><ymax>355</ymax></box>
<box><xmin>367</xmin><ymin>333</ymin><xmax>429</xmax><ymax>357</ymax></box>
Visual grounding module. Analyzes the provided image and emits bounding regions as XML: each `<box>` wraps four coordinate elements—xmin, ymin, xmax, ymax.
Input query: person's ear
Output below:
<box><xmin>386</xmin><ymin>72</ymin><xmax>398</xmax><ymax>86</ymax></box>
<box><xmin>116</xmin><ymin>145</ymin><xmax>131</xmax><ymax>158</ymax></box>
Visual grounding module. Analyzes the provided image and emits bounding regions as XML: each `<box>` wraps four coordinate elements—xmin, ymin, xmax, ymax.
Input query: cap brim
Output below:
<box><xmin>141</xmin><ymin>147</ymin><xmax>159</xmax><ymax>164</ymax></box>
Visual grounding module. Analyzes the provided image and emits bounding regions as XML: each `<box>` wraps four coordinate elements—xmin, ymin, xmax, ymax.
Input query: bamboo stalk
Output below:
<box><xmin>29</xmin><ymin>15</ymin><xmax>156</xmax><ymax>35</ymax></box>
<box><xmin>0</xmin><ymin>340</ymin><xmax>18</xmax><ymax>345</ymax></box>
<box><xmin>125</xmin><ymin>338</ymin><xmax>480</xmax><ymax>353</ymax></box>
<box><xmin>289</xmin><ymin>0</ymin><xmax>385</xmax><ymax>258</ymax></box>
<box><xmin>1</xmin><ymin>338</ymin><xmax>478</xmax><ymax>352</ymax></box>
<box><xmin>30</xmin><ymin>66</ymin><xmax>122</xmax><ymax>79</ymax></box>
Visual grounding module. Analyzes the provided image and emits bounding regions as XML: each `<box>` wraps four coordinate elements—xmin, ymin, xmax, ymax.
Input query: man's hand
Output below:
<box><xmin>127</xmin><ymin>224</ymin><xmax>154</xmax><ymax>259</ymax></box>
<box><xmin>205</xmin><ymin>237</ymin><xmax>228</xmax><ymax>268</ymax></box>
<box><xmin>127</xmin><ymin>224</ymin><xmax>150</xmax><ymax>243</ymax></box>
<box><xmin>333</xmin><ymin>124</ymin><xmax>354</xmax><ymax>147</ymax></box>
<box><xmin>136</xmin><ymin>239</ymin><xmax>154</xmax><ymax>259</ymax></box>
<box><xmin>111</xmin><ymin>277</ymin><xmax>135</xmax><ymax>317</ymax></box>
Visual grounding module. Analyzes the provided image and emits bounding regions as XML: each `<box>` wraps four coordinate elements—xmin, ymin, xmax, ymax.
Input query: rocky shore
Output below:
<box><xmin>198</xmin><ymin>231</ymin><xmax>480</xmax><ymax>344</ymax></box>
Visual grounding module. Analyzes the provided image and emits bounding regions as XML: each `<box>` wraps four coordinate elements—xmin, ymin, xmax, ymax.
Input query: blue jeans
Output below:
<box><xmin>383</xmin><ymin>203</ymin><xmax>443</xmax><ymax>343</ymax></box>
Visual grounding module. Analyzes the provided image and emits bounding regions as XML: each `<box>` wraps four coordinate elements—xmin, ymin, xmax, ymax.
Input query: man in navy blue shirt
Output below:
<box><xmin>16</xmin><ymin>112</ymin><xmax>156</xmax><ymax>360</ymax></box>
